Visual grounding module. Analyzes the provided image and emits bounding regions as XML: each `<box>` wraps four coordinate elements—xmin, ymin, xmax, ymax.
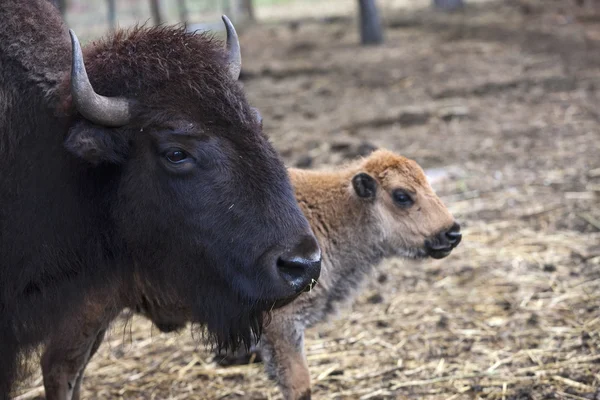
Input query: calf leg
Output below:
<box><xmin>261</xmin><ymin>319</ymin><xmax>311</xmax><ymax>400</ymax></box>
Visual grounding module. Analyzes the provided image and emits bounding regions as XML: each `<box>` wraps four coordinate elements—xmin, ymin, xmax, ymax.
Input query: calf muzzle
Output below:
<box><xmin>425</xmin><ymin>222</ymin><xmax>462</xmax><ymax>259</ymax></box>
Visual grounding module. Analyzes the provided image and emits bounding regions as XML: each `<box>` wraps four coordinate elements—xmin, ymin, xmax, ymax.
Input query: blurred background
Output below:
<box><xmin>19</xmin><ymin>0</ymin><xmax>600</xmax><ymax>399</ymax></box>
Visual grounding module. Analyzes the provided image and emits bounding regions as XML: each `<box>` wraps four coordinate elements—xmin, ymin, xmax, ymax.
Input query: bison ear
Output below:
<box><xmin>64</xmin><ymin>121</ymin><xmax>128</xmax><ymax>166</ymax></box>
<box><xmin>352</xmin><ymin>172</ymin><xmax>377</xmax><ymax>199</ymax></box>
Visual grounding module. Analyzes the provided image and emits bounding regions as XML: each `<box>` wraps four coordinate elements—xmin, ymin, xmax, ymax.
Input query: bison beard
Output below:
<box><xmin>128</xmin><ymin>255</ymin><xmax>269</xmax><ymax>352</ymax></box>
<box><xmin>0</xmin><ymin>0</ymin><xmax>322</xmax><ymax>397</ymax></box>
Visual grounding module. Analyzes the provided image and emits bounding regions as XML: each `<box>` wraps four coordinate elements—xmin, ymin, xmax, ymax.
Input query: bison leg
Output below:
<box><xmin>0</xmin><ymin>327</ymin><xmax>18</xmax><ymax>400</ymax></box>
<box><xmin>42</xmin><ymin>323</ymin><xmax>108</xmax><ymax>400</ymax></box>
<box><xmin>70</xmin><ymin>328</ymin><xmax>107</xmax><ymax>400</ymax></box>
<box><xmin>261</xmin><ymin>319</ymin><xmax>311</xmax><ymax>400</ymax></box>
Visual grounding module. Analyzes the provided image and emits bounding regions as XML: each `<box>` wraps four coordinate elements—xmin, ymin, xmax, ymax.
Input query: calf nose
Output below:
<box><xmin>425</xmin><ymin>222</ymin><xmax>462</xmax><ymax>259</ymax></box>
<box><xmin>277</xmin><ymin>235</ymin><xmax>321</xmax><ymax>293</ymax></box>
<box><xmin>445</xmin><ymin>222</ymin><xmax>462</xmax><ymax>247</ymax></box>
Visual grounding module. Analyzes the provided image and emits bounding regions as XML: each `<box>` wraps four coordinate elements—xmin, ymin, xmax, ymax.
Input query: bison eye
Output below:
<box><xmin>392</xmin><ymin>190</ymin><xmax>414</xmax><ymax>208</ymax></box>
<box><xmin>165</xmin><ymin>149</ymin><xmax>188</xmax><ymax>164</ymax></box>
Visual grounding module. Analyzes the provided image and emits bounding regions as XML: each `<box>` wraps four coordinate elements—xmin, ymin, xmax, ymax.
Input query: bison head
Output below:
<box><xmin>351</xmin><ymin>150</ymin><xmax>461</xmax><ymax>260</ymax></box>
<box><xmin>62</xmin><ymin>18</ymin><xmax>320</xmax><ymax>350</ymax></box>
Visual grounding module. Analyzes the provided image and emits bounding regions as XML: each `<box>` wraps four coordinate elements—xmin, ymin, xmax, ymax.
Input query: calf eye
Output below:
<box><xmin>392</xmin><ymin>190</ymin><xmax>414</xmax><ymax>208</ymax></box>
<box><xmin>165</xmin><ymin>149</ymin><xmax>188</xmax><ymax>164</ymax></box>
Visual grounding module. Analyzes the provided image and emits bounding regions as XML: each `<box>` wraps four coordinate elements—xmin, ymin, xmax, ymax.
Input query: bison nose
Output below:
<box><xmin>445</xmin><ymin>222</ymin><xmax>462</xmax><ymax>247</ymax></box>
<box><xmin>425</xmin><ymin>222</ymin><xmax>462</xmax><ymax>259</ymax></box>
<box><xmin>276</xmin><ymin>235</ymin><xmax>321</xmax><ymax>293</ymax></box>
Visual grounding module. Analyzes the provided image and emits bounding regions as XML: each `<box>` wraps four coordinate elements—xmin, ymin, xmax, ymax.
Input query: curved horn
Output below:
<box><xmin>69</xmin><ymin>30</ymin><xmax>132</xmax><ymax>127</ymax></box>
<box><xmin>221</xmin><ymin>15</ymin><xmax>241</xmax><ymax>81</ymax></box>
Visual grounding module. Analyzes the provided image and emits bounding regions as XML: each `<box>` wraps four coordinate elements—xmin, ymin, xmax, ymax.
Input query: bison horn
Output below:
<box><xmin>222</xmin><ymin>15</ymin><xmax>241</xmax><ymax>81</ymax></box>
<box><xmin>69</xmin><ymin>30</ymin><xmax>132</xmax><ymax>127</ymax></box>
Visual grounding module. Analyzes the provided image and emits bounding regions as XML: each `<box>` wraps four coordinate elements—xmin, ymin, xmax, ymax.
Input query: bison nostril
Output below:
<box><xmin>448</xmin><ymin>222</ymin><xmax>460</xmax><ymax>234</ymax></box>
<box><xmin>446</xmin><ymin>231</ymin><xmax>461</xmax><ymax>240</ymax></box>
<box><xmin>276</xmin><ymin>235</ymin><xmax>321</xmax><ymax>292</ymax></box>
<box><xmin>426</xmin><ymin>223</ymin><xmax>461</xmax><ymax>259</ymax></box>
<box><xmin>445</xmin><ymin>231</ymin><xmax>462</xmax><ymax>246</ymax></box>
<box><xmin>277</xmin><ymin>257</ymin><xmax>321</xmax><ymax>290</ymax></box>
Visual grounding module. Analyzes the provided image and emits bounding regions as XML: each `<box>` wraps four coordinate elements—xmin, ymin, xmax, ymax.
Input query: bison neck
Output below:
<box><xmin>0</xmin><ymin>6</ymin><xmax>126</xmax><ymax>347</ymax></box>
<box><xmin>0</xmin><ymin>100</ymin><xmax>126</xmax><ymax>346</ymax></box>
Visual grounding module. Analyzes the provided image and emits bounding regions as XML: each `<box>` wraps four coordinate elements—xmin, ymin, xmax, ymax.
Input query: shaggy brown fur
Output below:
<box><xmin>1</xmin><ymin>1</ymin><xmax>321</xmax><ymax>398</ymax></box>
<box><xmin>77</xmin><ymin>26</ymin><xmax>253</xmax><ymax>128</ymax></box>
<box><xmin>41</xmin><ymin>149</ymin><xmax>460</xmax><ymax>400</ymax></box>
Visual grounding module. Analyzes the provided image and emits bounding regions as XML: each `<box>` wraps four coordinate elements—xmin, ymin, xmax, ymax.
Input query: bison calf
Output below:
<box><xmin>41</xmin><ymin>149</ymin><xmax>459</xmax><ymax>399</ymax></box>
<box><xmin>220</xmin><ymin>149</ymin><xmax>461</xmax><ymax>399</ymax></box>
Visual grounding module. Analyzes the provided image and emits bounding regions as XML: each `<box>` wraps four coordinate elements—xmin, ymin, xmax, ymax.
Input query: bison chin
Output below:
<box><xmin>134</xmin><ymin>301</ymin><xmax>264</xmax><ymax>353</ymax></box>
<box><xmin>184</xmin><ymin>282</ymin><xmax>280</xmax><ymax>352</ymax></box>
<box><xmin>194</xmin><ymin>290</ymin><xmax>318</xmax><ymax>352</ymax></box>
<box><xmin>137</xmin><ymin>281</ymin><xmax>318</xmax><ymax>351</ymax></box>
<box><xmin>198</xmin><ymin>308</ymin><xmax>265</xmax><ymax>353</ymax></box>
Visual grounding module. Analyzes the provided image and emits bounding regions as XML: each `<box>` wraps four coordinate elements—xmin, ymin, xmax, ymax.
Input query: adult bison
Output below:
<box><xmin>0</xmin><ymin>1</ymin><xmax>321</xmax><ymax>397</ymax></box>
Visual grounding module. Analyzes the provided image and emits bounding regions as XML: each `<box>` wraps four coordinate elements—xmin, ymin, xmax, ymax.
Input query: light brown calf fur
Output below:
<box><xmin>40</xmin><ymin>149</ymin><xmax>460</xmax><ymax>400</ymax></box>
<box><xmin>248</xmin><ymin>149</ymin><xmax>460</xmax><ymax>399</ymax></box>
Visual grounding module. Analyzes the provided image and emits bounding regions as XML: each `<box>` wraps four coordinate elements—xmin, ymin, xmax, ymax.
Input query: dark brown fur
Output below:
<box><xmin>0</xmin><ymin>2</ymin><xmax>320</xmax><ymax>398</ymax></box>
<box><xmin>41</xmin><ymin>150</ymin><xmax>460</xmax><ymax>400</ymax></box>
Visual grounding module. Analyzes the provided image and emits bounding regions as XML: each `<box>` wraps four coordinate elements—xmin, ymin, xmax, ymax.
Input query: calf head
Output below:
<box><xmin>351</xmin><ymin>150</ymin><xmax>461</xmax><ymax>260</ymax></box>
<box><xmin>61</xmin><ymin>18</ymin><xmax>321</xmax><ymax>350</ymax></box>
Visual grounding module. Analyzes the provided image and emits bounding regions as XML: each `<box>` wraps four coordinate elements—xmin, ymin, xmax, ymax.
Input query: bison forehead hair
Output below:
<box><xmin>79</xmin><ymin>26</ymin><xmax>253</xmax><ymax>128</ymax></box>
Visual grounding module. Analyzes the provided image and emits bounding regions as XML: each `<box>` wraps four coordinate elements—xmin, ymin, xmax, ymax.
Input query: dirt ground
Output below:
<box><xmin>15</xmin><ymin>0</ymin><xmax>600</xmax><ymax>399</ymax></box>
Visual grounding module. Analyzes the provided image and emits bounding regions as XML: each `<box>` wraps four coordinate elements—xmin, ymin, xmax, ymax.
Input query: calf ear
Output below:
<box><xmin>352</xmin><ymin>172</ymin><xmax>377</xmax><ymax>199</ymax></box>
<box><xmin>64</xmin><ymin>121</ymin><xmax>128</xmax><ymax>166</ymax></box>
